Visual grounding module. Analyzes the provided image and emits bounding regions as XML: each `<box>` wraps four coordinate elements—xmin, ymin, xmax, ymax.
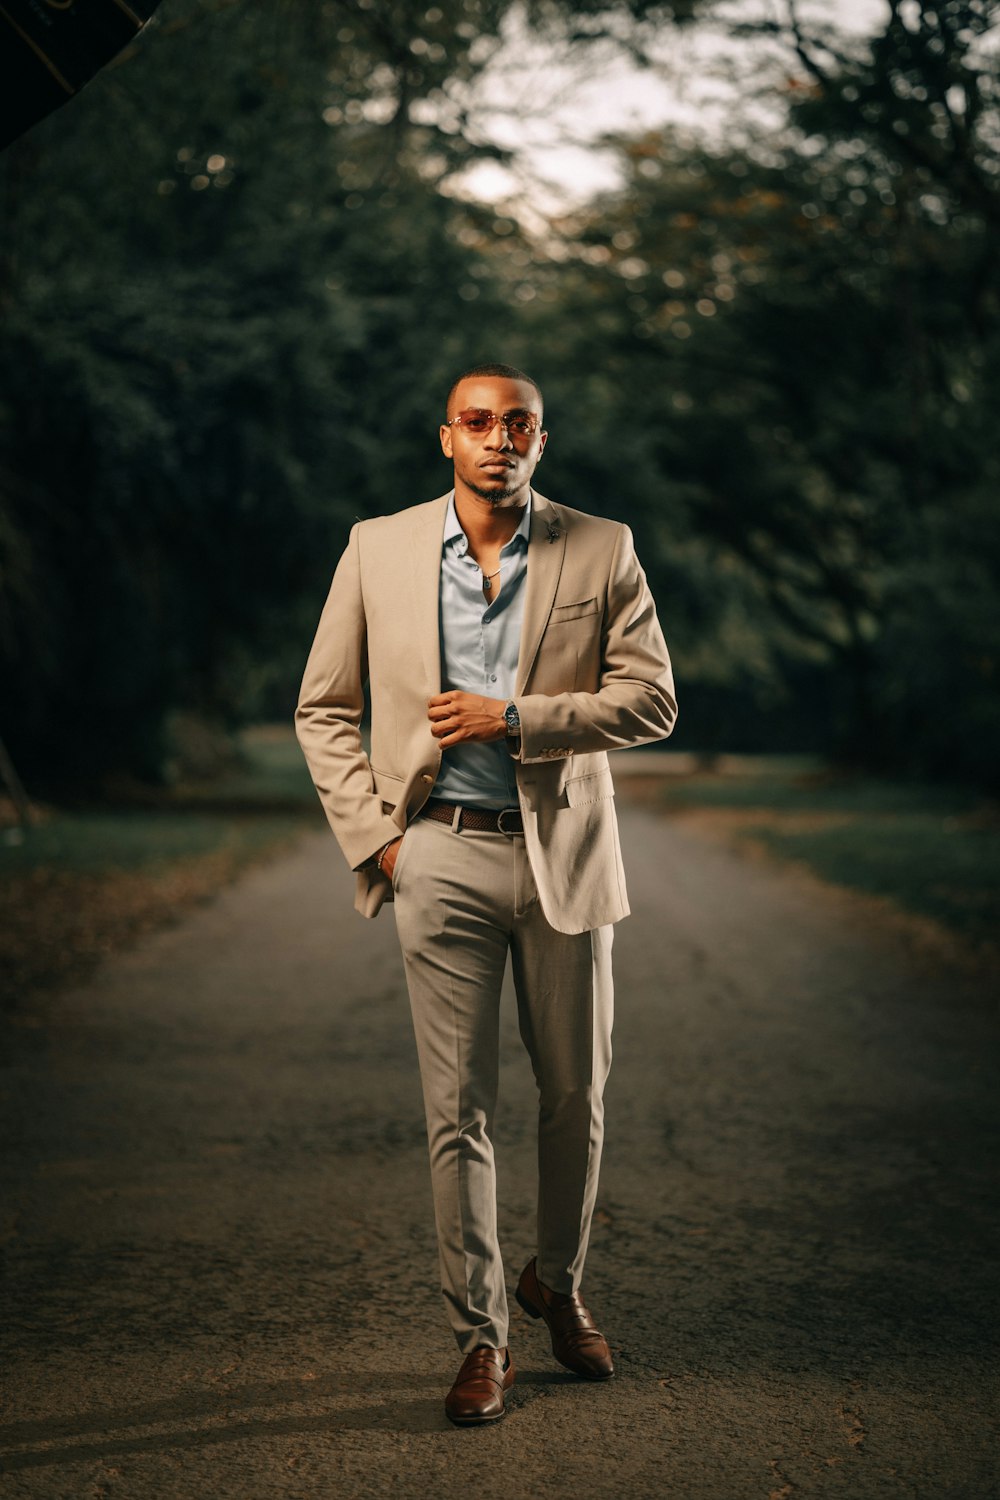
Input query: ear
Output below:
<box><xmin>440</xmin><ymin>424</ymin><xmax>454</xmax><ymax>459</ymax></box>
<box><xmin>537</xmin><ymin>429</ymin><xmax>548</xmax><ymax>459</ymax></box>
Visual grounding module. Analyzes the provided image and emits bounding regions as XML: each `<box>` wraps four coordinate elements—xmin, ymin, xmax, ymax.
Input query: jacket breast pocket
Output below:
<box><xmin>564</xmin><ymin>768</ymin><xmax>615</xmax><ymax>807</ymax></box>
<box><xmin>549</xmin><ymin>597</ymin><xmax>600</xmax><ymax>624</ymax></box>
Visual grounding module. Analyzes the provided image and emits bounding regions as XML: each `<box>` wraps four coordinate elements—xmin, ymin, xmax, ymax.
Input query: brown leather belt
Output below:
<box><xmin>420</xmin><ymin>798</ymin><xmax>523</xmax><ymax>835</ymax></box>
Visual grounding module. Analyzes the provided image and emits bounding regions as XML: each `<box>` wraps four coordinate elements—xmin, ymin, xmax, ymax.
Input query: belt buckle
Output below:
<box><xmin>496</xmin><ymin>807</ymin><xmax>521</xmax><ymax>835</ymax></box>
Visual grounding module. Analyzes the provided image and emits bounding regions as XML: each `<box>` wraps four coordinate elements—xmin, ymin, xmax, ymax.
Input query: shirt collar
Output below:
<box><xmin>443</xmin><ymin>491</ymin><xmax>533</xmax><ymax>556</ymax></box>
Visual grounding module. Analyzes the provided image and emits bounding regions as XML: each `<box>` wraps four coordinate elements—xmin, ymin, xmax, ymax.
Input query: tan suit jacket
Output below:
<box><xmin>296</xmin><ymin>490</ymin><xmax>677</xmax><ymax>935</ymax></box>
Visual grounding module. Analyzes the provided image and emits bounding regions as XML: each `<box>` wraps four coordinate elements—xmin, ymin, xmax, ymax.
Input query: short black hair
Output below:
<box><xmin>447</xmin><ymin>362</ymin><xmax>543</xmax><ymax>416</ymax></box>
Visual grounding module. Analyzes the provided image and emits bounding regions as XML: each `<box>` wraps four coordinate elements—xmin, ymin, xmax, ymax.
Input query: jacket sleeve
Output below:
<box><xmin>512</xmin><ymin>523</ymin><xmax>677</xmax><ymax>763</ymax></box>
<box><xmin>295</xmin><ymin>523</ymin><xmax>402</xmax><ymax>870</ymax></box>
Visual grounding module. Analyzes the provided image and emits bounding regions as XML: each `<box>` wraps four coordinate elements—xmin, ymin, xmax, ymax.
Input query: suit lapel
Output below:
<box><xmin>516</xmin><ymin>490</ymin><xmax>567</xmax><ymax>694</ymax></box>
<box><xmin>407</xmin><ymin>495</ymin><xmax>449</xmax><ymax>696</ymax></box>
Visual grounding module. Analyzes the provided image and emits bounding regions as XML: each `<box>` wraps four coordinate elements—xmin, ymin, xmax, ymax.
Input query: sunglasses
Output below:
<box><xmin>446</xmin><ymin>408</ymin><xmax>539</xmax><ymax>438</ymax></box>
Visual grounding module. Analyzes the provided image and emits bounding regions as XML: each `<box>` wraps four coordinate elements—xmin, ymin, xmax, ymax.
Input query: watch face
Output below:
<box><xmin>504</xmin><ymin>703</ymin><xmax>520</xmax><ymax>732</ymax></box>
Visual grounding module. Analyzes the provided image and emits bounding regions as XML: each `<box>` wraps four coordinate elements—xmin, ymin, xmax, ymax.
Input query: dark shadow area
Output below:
<box><xmin>0</xmin><ymin>1366</ymin><xmax>578</xmax><ymax>1469</ymax></box>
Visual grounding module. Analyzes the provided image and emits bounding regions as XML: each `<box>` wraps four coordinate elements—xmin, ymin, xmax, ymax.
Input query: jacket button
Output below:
<box><xmin>421</xmin><ymin>773</ymin><xmax>434</xmax><ymax>784</ymax></box>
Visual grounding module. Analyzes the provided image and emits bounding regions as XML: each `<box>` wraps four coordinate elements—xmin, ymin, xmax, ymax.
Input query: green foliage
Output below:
<box><xmin>518</xmin><ymin>0</ymin><xmax>1000</xmax><ymax>780</ymax></box>
<box><xmin>0</xmin><ymin>0</ymin><xmax>997</xmax><ymax>788</ymax></box>
<box><xmin>0</xmin><ymin>0</ymin><xmax>518</xmax><ymax>784</ymax></box>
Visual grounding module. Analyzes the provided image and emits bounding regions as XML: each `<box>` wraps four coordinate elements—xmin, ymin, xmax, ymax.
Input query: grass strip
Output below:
<box><xmin>1</xmin><ymin>728</ymin><xmax>321</xmax><ymax>1005</ymax></box>
<box><xmin>660</xmin><ymin>767</ymin><xmax>999</xmax><ymax>956</ymax></box>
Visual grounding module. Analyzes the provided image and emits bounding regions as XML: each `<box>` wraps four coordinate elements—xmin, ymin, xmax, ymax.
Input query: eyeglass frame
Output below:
<box><xmin>445</xmin><ymin>408</ymin><xmax>541</xmax><ymax>439</ymax></box>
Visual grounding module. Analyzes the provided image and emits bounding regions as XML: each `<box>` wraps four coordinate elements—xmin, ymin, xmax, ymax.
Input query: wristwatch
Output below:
<box><xmin>503</xmin><ymin>700</ymin><xmax>521</xmax><ymax>738</ymax></box>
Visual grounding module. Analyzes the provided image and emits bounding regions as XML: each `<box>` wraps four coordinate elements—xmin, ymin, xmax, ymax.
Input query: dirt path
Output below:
<box><xmin>2</xmin><ymin>791</ymin><xmax>997</xmax><ymax>1499</ymax></box>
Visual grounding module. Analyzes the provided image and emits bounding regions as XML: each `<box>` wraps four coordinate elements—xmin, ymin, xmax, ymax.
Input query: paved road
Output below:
<box><xmin>2</xmin><ymin>794</ymin><xmax>997</xmax><ymax>1499</ymax></box>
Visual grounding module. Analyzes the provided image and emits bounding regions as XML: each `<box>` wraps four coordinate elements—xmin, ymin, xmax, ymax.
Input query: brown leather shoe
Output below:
<box><xmin>444</xmin><ymin>1346</ymin><xmax>515</xmax><ymax>1426</ymax></box>
<box><xmin>516</xmin><ymin>1258</ymin><xmax>615</xmax><ymax>1380</ymax></box>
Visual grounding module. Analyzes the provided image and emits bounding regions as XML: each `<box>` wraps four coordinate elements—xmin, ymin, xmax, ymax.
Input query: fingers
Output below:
<box><xmin>386</xmin><ymin>835</ymin><xmax>403</xmax><ymax>874</ymax></box>
<box><xmin>428</xmin><ymin>692</ymin><xmax>461</xmax><ymax>725</ymax></box>
<box><xmin>427</xmin><ymin>691</ymin><xmax>503</xmax><ymax>747</ymax></box>
<box><xmin>428</xmin><ymin>696</ymin><xmax>462</xmax><ymax>744</ymax></box>
<box><xmin>429</xmin><ymin>691</ymin><xmax>462</xmax><ymax>736</ymax></box>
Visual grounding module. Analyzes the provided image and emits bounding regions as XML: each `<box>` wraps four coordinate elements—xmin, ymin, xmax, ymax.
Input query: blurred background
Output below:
<box><xmin>1</xmin><ymin>0</ymin><xmax>998</xmax><ymax>993</ymax></box>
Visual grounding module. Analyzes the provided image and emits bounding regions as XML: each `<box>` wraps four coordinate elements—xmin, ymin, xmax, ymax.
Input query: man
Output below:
<box><xmin>296</xmin><ymin>362</ymin><xmax>676</xmax><ymax>1425</ymax></box>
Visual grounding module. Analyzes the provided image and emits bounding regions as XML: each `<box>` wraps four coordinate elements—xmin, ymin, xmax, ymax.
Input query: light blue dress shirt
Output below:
<box><xmin>433</xmin><ymin>492</ymin><xmax>531</xmax><ymax>809</ymax></box>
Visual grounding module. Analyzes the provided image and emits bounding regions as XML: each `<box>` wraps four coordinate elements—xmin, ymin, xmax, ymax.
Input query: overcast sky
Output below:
<box><xmin>444</xmin><ymin>0</ymin><xmax>890</xmax><ymax>209</ymax></box>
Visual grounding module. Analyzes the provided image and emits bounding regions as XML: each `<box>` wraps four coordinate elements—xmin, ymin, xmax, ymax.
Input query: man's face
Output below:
<box><xmin>440</xmin><ymin>376</ymin><xmax>547</xmax><ymax>506</ymax></box>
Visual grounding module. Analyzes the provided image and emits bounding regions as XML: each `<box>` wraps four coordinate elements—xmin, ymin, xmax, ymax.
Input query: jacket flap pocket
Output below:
<box><xmin>372</xmin><ymin>766</ymin><xmax>403</xmax><ymax>802</ymax></box>
<box><xmin>564</xmin><ymin>768</ymin><xmax>615</xmax><ymax>807</ymax></box>
<box><xmin>549</xmin><ymin>597</ymin><xmax>599</xmax><ymax>623</ymax></box>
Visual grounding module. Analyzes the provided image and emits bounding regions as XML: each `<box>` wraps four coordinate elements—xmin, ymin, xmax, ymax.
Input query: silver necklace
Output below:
<box><xmin>481</xmin><ymin>566</ymin><xmax>501</xmax><ymax>597</ymax></box>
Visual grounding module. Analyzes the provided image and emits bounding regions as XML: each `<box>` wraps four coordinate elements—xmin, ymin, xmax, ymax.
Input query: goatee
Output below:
<box><xmin>468</xmin><ymin>478</ymin><xmax>521</xmax><ymax>505</ymax></box>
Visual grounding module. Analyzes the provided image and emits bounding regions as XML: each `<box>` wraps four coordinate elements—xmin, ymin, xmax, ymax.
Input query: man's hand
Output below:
<box><xmin>428</xmin><ymin>691</ymin><xmax>506</xmax><ymax>748</ymax></box>
<box><xmin>379</xmin><ymin>836</ymin><xmax>403</xmax><ymax>880</ymax></box>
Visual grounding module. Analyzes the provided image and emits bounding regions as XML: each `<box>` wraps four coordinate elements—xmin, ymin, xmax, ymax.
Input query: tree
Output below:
<box><xmin>522</xmin><ymin>0</ymin><xmax>1000</xmax><ymax>777</ymax></box>
<box><xmin>0</xmin><ymin>0</ymin><xmax>515</xmax><ymax>783</ymax></box>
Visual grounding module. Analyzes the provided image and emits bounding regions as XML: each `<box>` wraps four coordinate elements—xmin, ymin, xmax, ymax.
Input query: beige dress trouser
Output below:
<box><xmin>391</xmin><ymin>810</ymin><xmax>614</xmax><ymax>1354</ymax></box>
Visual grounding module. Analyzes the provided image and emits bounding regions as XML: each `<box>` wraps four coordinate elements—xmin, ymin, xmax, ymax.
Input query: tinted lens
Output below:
<box><xmin>454</xmin><ymin>409</ymin><xmax>537</xmax><ymax>436</ymax></box>
<box><xmin>459</xmin><ymin>410</ymin><xmax>496</xmax><ymax>432</ymax></box>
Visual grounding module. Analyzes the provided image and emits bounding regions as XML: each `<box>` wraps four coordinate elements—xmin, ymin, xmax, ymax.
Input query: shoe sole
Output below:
<box><xmin>446</xmin><ymin>1407</ymin><xmax>508</xmax><ymax>1426</ymax></box>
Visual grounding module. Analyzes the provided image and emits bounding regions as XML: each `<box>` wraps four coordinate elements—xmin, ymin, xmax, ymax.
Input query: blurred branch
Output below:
<box><xmin>0</xmin><ymin>734</ymin><xmax>31</xmax><ymax>827</ymax></box>
<box><xmin>107</xmin><ymin>0</ymin><xmax>245</xmax><ymax>71</ymax></box>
